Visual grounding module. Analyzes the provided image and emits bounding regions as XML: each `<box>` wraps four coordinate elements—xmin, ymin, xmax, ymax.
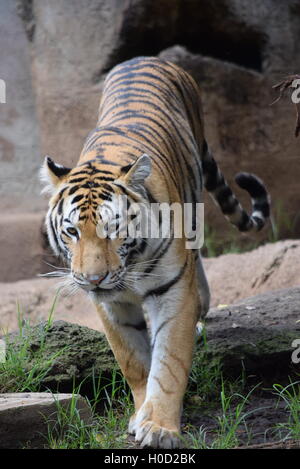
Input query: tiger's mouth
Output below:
<box><xmin>75</xmin><ymin>280</ymin><xmax>121</xmax><ymax>292</ymax></box>
<box><xmin>88</xmin><ymin>284</ymin><xmax>124</xmax><ymax>302</ymax></box>
<box><xmin>73</xmin><ymin>274</ymin><xmax>128</xmax><ymax>301</ymax></box>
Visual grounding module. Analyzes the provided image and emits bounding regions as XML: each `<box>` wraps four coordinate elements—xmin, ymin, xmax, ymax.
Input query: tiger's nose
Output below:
<box><xmin>85</xmin><ymin>273</ymin><xmax>107</xmax><ymax>285</ymax></box>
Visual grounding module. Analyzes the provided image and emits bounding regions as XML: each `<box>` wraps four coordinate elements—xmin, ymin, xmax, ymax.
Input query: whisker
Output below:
<box><xmin>42</xmin><ymin>260</ymin><xmax>70</xmax><ymax>271</ymax></box>
<box><xmin>38</xmin><ymin>270</ymin><xmax>69</xmax><ymax>278</ymax></box>
<box><xmin>127</xmin><ymin>272</ymin><xmax>162</xmax><ymax>280</ymax></box>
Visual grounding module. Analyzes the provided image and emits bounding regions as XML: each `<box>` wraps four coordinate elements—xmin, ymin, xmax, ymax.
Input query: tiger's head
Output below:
<box><xmin>41</xmin><ymin>154</ymin><xmax>152</xmax><ymax>300</ymax></box>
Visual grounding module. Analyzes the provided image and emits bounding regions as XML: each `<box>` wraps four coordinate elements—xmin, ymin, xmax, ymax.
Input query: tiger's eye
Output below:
<box><xmin>67</xmin><ymin>227</ymin><xmax>77</xmax><ymax>236</ymax></box>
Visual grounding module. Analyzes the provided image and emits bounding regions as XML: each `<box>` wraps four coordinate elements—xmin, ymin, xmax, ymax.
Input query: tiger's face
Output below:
<box><xmin>41</xmin><ymin>154</ymin><xmax>151</xmax><ymax>299</ymax></box>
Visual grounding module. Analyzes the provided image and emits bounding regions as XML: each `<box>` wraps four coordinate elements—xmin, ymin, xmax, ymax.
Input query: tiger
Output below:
<box><xmin>41</xmin><ymin>56</ymin><xmax>270</xmax><ymax>448</ymax></box>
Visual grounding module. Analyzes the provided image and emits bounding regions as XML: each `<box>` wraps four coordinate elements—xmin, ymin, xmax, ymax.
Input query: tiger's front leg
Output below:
<box><xmin>95</xmin><ymin>302</ymin><xmax>151</xmax><ymax>420</ymax></box>
<box><xmin>131</xmin><ymin>265</ymin><xmax>199</xmax><ymax>449</ymax></box>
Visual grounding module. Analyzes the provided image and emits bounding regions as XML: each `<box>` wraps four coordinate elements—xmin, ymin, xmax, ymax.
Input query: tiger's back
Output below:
<box><xmin>81</xmin><ymin>57</ymin><xmax>204</xmax><ymax>205</ymax></box>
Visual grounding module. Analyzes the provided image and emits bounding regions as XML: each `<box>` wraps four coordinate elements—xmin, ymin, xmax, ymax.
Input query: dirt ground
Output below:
<box><xmin>185</xmin><ymin>395</ymin><xmax>291</xmax><ymax>447</ymax></box>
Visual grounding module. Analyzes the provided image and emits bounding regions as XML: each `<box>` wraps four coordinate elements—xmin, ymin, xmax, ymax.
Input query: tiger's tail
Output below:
<box><xmin>202</xmin><ymin>141</ymin><xmax>270</xmax><ymax>232</ymax></box>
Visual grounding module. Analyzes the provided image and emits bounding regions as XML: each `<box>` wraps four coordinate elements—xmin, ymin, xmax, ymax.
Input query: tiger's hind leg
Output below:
<box><xmin>195</xmin><ymin>253</ymin><xmax>210</xmax><ymax>337</ymax></box>
<box><xmin>196</xmin><ymin>253</ymin><xmax>210</xmax><ymax>319</ymax></box>
<box><xmin>95</xmin><ymin>302</ymin><xmax>151</xmax><ymax>429</ymax></box>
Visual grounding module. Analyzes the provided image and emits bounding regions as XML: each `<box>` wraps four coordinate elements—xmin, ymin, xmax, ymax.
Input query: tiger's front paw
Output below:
<box><xmin>135</xmin><ymin>420</ymin><xmax>181</xmax><ymax>448</ymax></box>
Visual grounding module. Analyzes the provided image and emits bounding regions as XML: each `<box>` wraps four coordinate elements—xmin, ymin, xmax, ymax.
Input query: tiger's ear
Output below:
<box><xmin>40</xmin><ymin>156</ymin><xmax>72</xmax><ymax>194</ymax></box>
<box><xmin>118</xmin><ymin>154</ymin><xmax>151</xmax><ymax>189</ymax></box>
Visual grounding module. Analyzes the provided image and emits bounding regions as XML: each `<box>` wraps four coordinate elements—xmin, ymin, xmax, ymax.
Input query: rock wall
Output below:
<box><xmin>1</xmin><ymin>0</ymin><xmax>300</xmax><ymax>281</ymax></box>
<box><xmin>0</xmin><ymin>0</ymin><xmax>41</xmax><ymax>212</ymax></box>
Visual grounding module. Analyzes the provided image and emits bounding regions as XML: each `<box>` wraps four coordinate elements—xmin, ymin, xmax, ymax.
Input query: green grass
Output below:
<box><xmin>268</xmin><ymin>201</ymin><xmax>296</xmax><ymax>244</ymax></box>
<box><xmin>1</xmin><ymin>306</ymin><xmax>299</xmax><ymax>449</ymax></box>
<box><xmin>187</xmin><ymin>326</ymin><xmax>246</xmax><ymax>408</ymax></box>
<box><xmin>0</xmin><ymin>301</ymin><xmax>68</xmax><ymax>393</ymax></box>
<box><xmin>185</xmin><ymin>384</ymin><xmax>259</xmax><ymax>449</ymax></box>
<box><xmin>46</xmin><ymin>371</ymin><xmax>134</xmax><ymax>449</ymax></box>
<box><xmin>202</xmin><ymin>224</ymin><xmax>259</xmax><ymax>258</ymax></box>
<box><xmin>273</xmin><ymin>380</ymin><xmax>300</xmax><ymax>441</ymax></box>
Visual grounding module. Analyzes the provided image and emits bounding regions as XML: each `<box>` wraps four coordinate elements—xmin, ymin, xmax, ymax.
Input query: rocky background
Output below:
<box><xmin>0</xmin><ymin>0</ymin><xmax>300</xmax><ymax>328</ymax></box>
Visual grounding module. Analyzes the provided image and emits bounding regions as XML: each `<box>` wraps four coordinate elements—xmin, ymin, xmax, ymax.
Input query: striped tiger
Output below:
<box><xmin>41</xmin><ymin>56</ymin><xmax>270</xmax><ymax>448</ymax></box>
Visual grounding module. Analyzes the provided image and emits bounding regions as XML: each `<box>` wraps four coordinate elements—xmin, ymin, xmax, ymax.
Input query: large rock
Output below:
<box><xmin>0</xmin><ymin>392</ymin><xmax>92</xmax><ymax>449</ymax></box>
<box><xmin>159</xmin><ymin>45</ymin><xmax>300</xmax><ymax>244</ymax></box>
<box><xmin>26</xmin><ymin>0</ymin><xmax>130</xmax><ymax>168</ymax></box>
<box><xmin>200</xmin><ymin>287</ymin><xmax>300</xmax><ymax>383</ymax></box>
<box><xmin>0</xmin><ymin>213</ymin><xmax>47</xmax><ymax>282</ymax></box>
<box><xmin>0</xmin><ymin>278</ymin><xmax>104</xmax><ymax>333</ymax></box>
<box><xmin>3</xmin><ymin>320</ymin><xmax>115</xmax><ymax>394</ymax></box>
<box><xmin>203</xmin><ymin>239</ymin><xmax>300</xmax><ymax>307</ymax></box>
<box><xmin>2</xmin><ymin>287</ymin><xmax>299</xmax><ymax>395</ymax></box>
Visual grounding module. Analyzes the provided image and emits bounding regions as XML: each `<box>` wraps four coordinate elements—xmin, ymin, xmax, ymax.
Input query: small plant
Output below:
<box><xmin>187</xmin><ymin>325</ymin><xmax>246</xmax><ymax>408</ymax></box>
<box><xmin>212</xmin><ymin>383</ymin><xmax>253</xmax><ymax>448</ymax></box>
<box><xmin>46</xmin><ymin>370</ymin><xmax>134</xmax><ymax>449</ymax></box>
<box><xmin>268</xmin><ymin>201</ymin><xmax>297</xmax><ymax>243</ymax></box>
<box><xmin>186</xmin><ymin>383</ymin><xmax>259</xmax><ymax>449</ymax></box>
<box><xmin>95</xmin><ymin>372</ymin><xmax>134</xmax><ymax>449</ymax></box>
<box><xmin>272</xmin><ymin>380</ymin><xmax>300</xmax><ymax>440</ymax></box>
<box><xmin>202</xmin><ymin>224</ymin><xmax>258</xmax><ymax>258</ymax></box>
<box><xmin>0</xmin><ymin>297</ymin><xmax>67</xmax><ymax>393</ymax></box>
<box><xmin>46</xmin><ymin>392</ymin><xmax>97</xmax><ymax>449</ymax></box>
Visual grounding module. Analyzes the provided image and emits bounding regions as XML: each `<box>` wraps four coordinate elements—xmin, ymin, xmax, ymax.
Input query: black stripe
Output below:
<box><xmin>253</xmin><ymin>200</ymin><xmax>270</xmax><ymax>217</ymax></box>
<box><xmin>68</xmin><ymin>177</ymin><xmax>87</xmax><ymax>184</ymax></box>
<box><xmin>95</xmin><ymin>157</ymin><xmax>120</xmax><ymax>166</ymax></box>
<box><xmin>49</xmin><ymin>215</ymin><xmax>59</xmax><ymax>252</ymax></box>
<box><xmin>101</xmin><ymin>89</ymin><xmax>184</xmax><ymax>125</ymax></box>
<box><xmin>146</xmin><ymin>188</ymin><xmax>158</xmax><ymax>204</ymax></box>
<box><xmin>202</xmin><ymin>140</ymin><xmax>208</xmax><ymax>156</ymax></box>
<box><xmin>106</xmin><ymin>58</ymin><xmax>160</xmax><ymax>82</ymax></box>
<box><xmin>69</xmin><ymin>185</ymin><xmax>81</xmax><ymax>195</ymax></box>
<box><xmin>144</xmin><ymin>235</ymin><xmax>174</xmax><ymax>275</ymax></box>
<box><xmin>122</xmin><ymin>320</ymin><xmax>147</xmax><ymax>331</ymax></box>
<box><xmin>252</xmin><ymin>215</ymin><xmax>264</xmax><ymax>231</ymax></box>
<box><xmin>57</xmin><ymin>198</ymin><xmax>64</xmax><ymax>215</ymax></box>
<box><xmin>143</xmin><ymin>259</ymin><xmax>187</xmax><ymax>299</ymax></box>
<box><xmin>71</xmin><ymin>194</ymin><xmax>85</xmax><ymax>204</ymax></box>
<box><xmin>92</xmin><ymin>128</ymin><xmax>179</xmax><ymax>191</ymax></box>
<box><xmin>237</xmin><ymin>211</ymin><xmax>252</xmax><ymax>231</ymax></box>
<box><xmin>107</xmin><ymin>108</ymin><xmax>194</xmax><ymax>186</ymax></box>
<box><xmin>151</xmin><ymin>318</ymin><xmax>173</xmax><ymax>349</ymax></box>
<box><xmin>95</xmin><ymin>126</ymin><xmax>180</xmax><ymax>191</ymax></box>
<box><xmin>94</xmin><ymin>176</ymin><xmax>115</xmax><ymax>182</ymax></box>
<box><xmin>104</xmin><ymin>77</ymin><xmax>179</xmax><ymax>105</ymax></box>
<box><xmin>216</xmin><ymin>186</ymin><xmax>238</xmax><ymax>215</ymax></box>
<box><xmin>98</xmin><ymin>191</ymin><xmax>112</xmax><ymax>201</ymax></box>
<box><xmin>202</xmin><ymin>157</ymin><xmax>220</xmax><ymax>192</ymax></box>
